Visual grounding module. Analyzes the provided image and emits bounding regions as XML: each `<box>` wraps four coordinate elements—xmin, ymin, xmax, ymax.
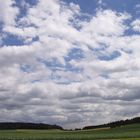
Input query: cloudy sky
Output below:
<box><xmin>0</xmin><ymin>0</ymin><xmax>140</xmax><ymax>129</ymax></box>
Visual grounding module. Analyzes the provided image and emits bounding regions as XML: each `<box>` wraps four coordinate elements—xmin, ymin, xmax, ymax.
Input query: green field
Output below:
<box><xmin>0</xmin><ymin>124</ymin><xmax>140</xmax><ymax>140</ymax></box>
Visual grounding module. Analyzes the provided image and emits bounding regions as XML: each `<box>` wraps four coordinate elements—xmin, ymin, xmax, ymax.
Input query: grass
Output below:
<box><xmin>0</xmin><ymin>123</ymin><xmax>140</xmax><ymax>140</ymax></box>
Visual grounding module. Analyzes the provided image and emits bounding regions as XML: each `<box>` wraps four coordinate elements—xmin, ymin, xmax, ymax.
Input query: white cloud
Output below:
<box><xmin>131</xmin><ymin>19</ymin><xmax>140</xmax><ymax>32</ymax></box>
<box><xmin>81</xmin><ymin>10</ymin><xmax>130</xmax><ymax>36</ymax></box>
<box><xmin>0</xmin><ymin>0</ymin><xmax>19</xmax><ymax>26</ymax></box>
<box><xmin>3</xmin><ymin>26</ymin><xmax>37</xmax><ymax>38</ymax></box>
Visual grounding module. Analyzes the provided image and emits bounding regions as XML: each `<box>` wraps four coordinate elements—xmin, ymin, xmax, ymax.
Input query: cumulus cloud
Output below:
<box><xmin>0</xmin><ymin>0</ymin><xmax>140</xmax><ymax>128</ymax></box>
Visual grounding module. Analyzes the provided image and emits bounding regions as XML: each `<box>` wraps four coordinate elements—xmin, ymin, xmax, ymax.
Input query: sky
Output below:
<box><xmin>0</xmin><ymin>0</ymin><xmax>140</xmax><ymax>129</ymax></box>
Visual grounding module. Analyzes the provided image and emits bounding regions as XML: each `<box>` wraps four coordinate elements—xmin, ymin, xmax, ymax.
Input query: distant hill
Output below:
<box><xmin>0</xmin><ymin>122</ymin><xmax>63</xmax><ymax>130</ymax></box>
<box><xmin>1</xmin><ymin>117</ymin><xmax>139</xmax><ymax>130</ymax></box>
<box><xmin>83</xmin><ymin>117</ymin><xmax>140</xmax><ymax>130</ymax></box>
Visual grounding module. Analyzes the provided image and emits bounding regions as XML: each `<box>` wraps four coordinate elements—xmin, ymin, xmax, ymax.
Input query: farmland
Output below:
<box><xmin>0</xmin><ymin>123</ymin><xmax>140</xmax><ymax>140</ymax></box>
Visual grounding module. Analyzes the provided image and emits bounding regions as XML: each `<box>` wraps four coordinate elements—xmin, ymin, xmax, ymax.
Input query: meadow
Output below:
<box><xmin>0</xmin><ymin>123</ymin><xmax>140</xmax><ymax>140</ymax></box>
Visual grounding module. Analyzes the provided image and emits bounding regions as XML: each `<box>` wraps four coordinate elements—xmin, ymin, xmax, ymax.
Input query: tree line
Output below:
<box><xmin>83</xmin><ymin>117</ymin><xmax>140</xmax><ymax>130</ymax></box>
<box><xmin>0</xmin><ymin>122</ymin><xmax>63</xmax><ymax>130</ymax></box>
<box><xmin>0</xmin><ymin>116</ymin><xmax>139</xmax><ymax>130</ymax></box>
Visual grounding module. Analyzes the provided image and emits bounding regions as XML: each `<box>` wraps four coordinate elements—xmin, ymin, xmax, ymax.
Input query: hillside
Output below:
<box><xmin>83</xmin><ymin>117</ymin><xmax>140</xmax><ymax>130</ymax></box>
<box><xmin>0</xmin><ymin>122</ymin><xmax>63</xmax><ymax>130</ymax></box>
<box><xmin>0</xmin><ymin>117</ymin><xmax>139</xmax><ymax>130</ymax></box>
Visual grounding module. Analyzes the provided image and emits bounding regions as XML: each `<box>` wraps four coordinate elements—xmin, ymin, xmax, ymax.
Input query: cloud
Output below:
<box><xmin>98</xmin><ymin>0</ymin><xmax>103</xmax><ymax>5</ymax></box>
<box><xmin>131</xmin><ymin>19</ymin><xmax>140</xmax><ymax>32</ymax></box>
<box><xmin>0</xmin><ymin>0</ymin><xmax>140</xmax><ymax>129</ymax></box>
<box><xmin>0</xmin><ymin>0</ymin><xmax>19</xmax><ymax>26</ymax></box>
<box><xmin>81</xmin><ymin>10</ymin><xmax>130</xmax><ymax>36</ymax></box>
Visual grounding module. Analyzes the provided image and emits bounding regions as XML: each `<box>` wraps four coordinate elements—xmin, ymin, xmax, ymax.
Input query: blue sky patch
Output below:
<box><xmin>2</xmin><ymin>34</ymin><xmax>24</xmax><ymax>46</ymax></box>
<box><xmin>98</xmin><ymin>51</ymin><xmax>121</xmax><ymax>61</ymax></box>
<box><xmin>20</xmin><ymin>64</ymin><xmax>34</xmax><ymax>73</ymax></box>
<box><xmin>65</xmin><ymin>48</ymin><xmax>84</xmax><ymax>61</ymax></box>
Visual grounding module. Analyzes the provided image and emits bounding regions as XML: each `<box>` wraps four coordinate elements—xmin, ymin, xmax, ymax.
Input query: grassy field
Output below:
<box><xmin>0</xmin><ymin>123</ymin><xmax>140</xmax><ymax>140</ymax></box>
